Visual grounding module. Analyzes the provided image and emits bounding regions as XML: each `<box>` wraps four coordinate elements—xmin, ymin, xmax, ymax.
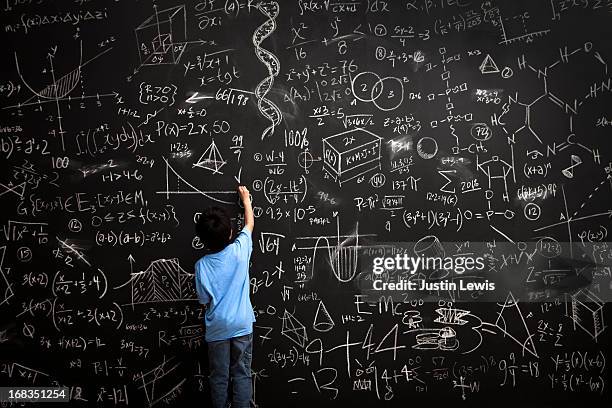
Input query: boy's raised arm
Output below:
<box><xmin>238</xmin><ymin>185</ymin><xmax>254</xmax><ymax>233</ymax></box>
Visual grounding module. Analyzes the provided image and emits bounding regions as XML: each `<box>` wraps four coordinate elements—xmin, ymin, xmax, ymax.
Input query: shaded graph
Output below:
<box><xmin>157</xmin><ymin>157</ymin><xmax>235</xmax><ymax>203</ymax></box>
<box><xmin>293</xmin><ymin>218</ymin><xmax>376</xmax><ymax>284</ymax></box>
<box><xmin>115</xmin><ymin>258</ymin><xmax>197</xmax><ymax>307</ymax></box>
<box><xmin>15</xmin><ymin>41</ymin><xmax>83</xmax><ymax>101</ymax></box>
<box><xmin>310</xmin><ymin>219</ymin><xmax>363</xmax><ymax>283</ymax></box>
<box><xmin>5</xmin><ymin>41</ymin><xmax>116</xmax><ymax>151</ymax></box>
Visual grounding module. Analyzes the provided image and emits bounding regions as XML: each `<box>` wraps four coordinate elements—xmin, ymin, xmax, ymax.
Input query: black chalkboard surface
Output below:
<box><xmin>1</xmin><ymin>0</ymin><xmax>611</xmax><ymax>406</ymax></box>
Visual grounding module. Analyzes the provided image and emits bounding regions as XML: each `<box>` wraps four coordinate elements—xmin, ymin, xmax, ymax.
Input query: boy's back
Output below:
<box><xmin>195</xmin><ymin>227</ymin><xmax>256</xmax><ymax>342</ymax></box>
<box><xmin>195</xmin><ymin>186</ymin><xmax>255</xmax><ymax>408</ymax></box>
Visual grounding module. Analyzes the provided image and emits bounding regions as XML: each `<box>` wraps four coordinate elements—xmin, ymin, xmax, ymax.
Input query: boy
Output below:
<box><xmin>194</xmin><ymin>185</ymin><xmax>256</xmax><ymax>408</ymax></box>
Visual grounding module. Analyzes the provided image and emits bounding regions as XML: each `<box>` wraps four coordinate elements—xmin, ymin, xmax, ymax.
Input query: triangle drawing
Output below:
<box><xmin>193</xmin><ymin>139</ymin><xmax>226</xmax><ymax>174</ymax></box>
<box><xmin>494</xmin><ymin>292</ymin><xmax>538</xmax><ymax>358</ymax></box>
<box><xmin>313</xmin><ymin>300</ymin><xmax>335</xmax><ymax>332</ymax></box>
<box><xmin>479</xmin><ymin>54</ymin><xmax>500</xmax><ymax>74</ymax></box>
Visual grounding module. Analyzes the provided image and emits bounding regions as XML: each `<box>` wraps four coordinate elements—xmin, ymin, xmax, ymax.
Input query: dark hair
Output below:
<box><xmin>196</xmin><ymin>206</ymin><xmax>233</xmax><ymax>252</ymax></box>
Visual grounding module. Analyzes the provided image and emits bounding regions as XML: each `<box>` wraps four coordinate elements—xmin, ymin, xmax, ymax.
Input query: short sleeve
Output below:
<box><xmin>233</xmin><ymin>227</ymin><xmax>253</xmax><ymax>259</ymax></box>
<box><xmin>194</xmin><ymin>266</ymin><xmax>211</xmax><ymax>306</ymax></box>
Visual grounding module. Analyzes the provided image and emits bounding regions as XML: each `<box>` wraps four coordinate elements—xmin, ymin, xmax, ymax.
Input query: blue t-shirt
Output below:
<box><xmin>195</xmin><ymin>227</ymin><xmax>256</xmax><ymax>342</ymax></box>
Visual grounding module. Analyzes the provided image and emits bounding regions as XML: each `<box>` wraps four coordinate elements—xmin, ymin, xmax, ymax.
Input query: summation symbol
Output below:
<box><xmin>281</xmin><ymin>309</ymin><xmax>308</xmax><ymax>348</ymax></box>
<box><xmin>193</xmin><ymin>139</ymin><xmax>227</xmax><ymax>174</ymax></box>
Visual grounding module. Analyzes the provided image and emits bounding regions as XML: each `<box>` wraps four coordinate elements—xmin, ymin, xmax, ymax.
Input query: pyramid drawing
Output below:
<box><xmin>281</xmin><ymin>310</ymin><xmax>308</xmax><ymax>348</ymax></box>
<box><xmin>313</xmin><ymin>301</ymin><xmax>335</xmax><ymax>332</ymax></box>
<box><xmin>479</xmin><ymin>54</ymin><xmax>499</xmax><ymax>74</ymax></box>
<box><xmin>193</xmin><ymin>140</ymin><xmax>226</xmax><ymax>174</ymax></box>
<box><xmin>494</xmin><ymin>292</ymin><xmax>538</xmax><ymax>358</ymax></box>
<box><xmin>131</xmin><ymin>258</ymin><xmax>196</xmax><ymax>304</ymax></box>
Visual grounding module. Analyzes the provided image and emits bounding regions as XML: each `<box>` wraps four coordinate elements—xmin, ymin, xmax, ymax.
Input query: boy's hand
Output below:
<box><xmin>238</xmin><ymin>185</ymin><xmax>250</xmax><ymax>202</ymax></box>
<box><xmin>238</xmin><ymin>185</ymin><xmax>254</xmax><ymax>233</ymax></box>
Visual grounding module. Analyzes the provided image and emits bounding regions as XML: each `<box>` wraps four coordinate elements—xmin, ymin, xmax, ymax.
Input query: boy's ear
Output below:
<box><xmin>228</xmin><ymin>228</ymin><xmax>233</xmax><ymax>240</ymax></box>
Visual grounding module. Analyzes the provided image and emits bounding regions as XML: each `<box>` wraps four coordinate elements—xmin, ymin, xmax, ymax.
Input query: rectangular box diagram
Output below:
<box><xmin>571</xmin><ymin>289</ymin><xmax>605</xmax><ymax>342</ymax></box>
<box><xmin>323</xmin><ymin>128</ymin><xmax>383</xmax><ymax>186</ymax></box>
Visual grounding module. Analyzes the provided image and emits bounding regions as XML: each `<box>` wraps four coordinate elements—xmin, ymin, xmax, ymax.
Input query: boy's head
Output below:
<box><xmin>196</xmin><ymin>206</ymin><xmax>233</xmax><ymax>252</ymax></box>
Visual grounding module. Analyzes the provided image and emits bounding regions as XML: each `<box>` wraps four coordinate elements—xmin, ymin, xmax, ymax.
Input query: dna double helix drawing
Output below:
<box><xmin>252</xmin><ymin>1</ymin><xmax>282</xmax><ymax>140</ymax></box>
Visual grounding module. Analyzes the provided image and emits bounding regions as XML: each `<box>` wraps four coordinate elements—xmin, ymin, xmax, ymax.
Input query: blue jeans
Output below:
<box><xmin>207</xmin><ymin>333</ymin><xmax>254</xmax><ymax>408</ymax></box>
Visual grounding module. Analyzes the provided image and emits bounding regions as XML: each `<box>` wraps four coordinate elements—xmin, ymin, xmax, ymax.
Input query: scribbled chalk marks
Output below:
<box><xmin>413</xmin><ymin>327</ymin><xmax>459</xmax><ymax>351</ymax></box>
<box><xmin>435</xmin><ymin>307</ymin><xmax>470</xmax><ymax>326</ymax></box>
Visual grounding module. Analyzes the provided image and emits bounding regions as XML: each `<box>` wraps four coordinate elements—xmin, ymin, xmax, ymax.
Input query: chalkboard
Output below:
<box><xmin>1</xmin><ymin>0</ymin><xmax>611</xmax><ymax>406</ymax></box>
